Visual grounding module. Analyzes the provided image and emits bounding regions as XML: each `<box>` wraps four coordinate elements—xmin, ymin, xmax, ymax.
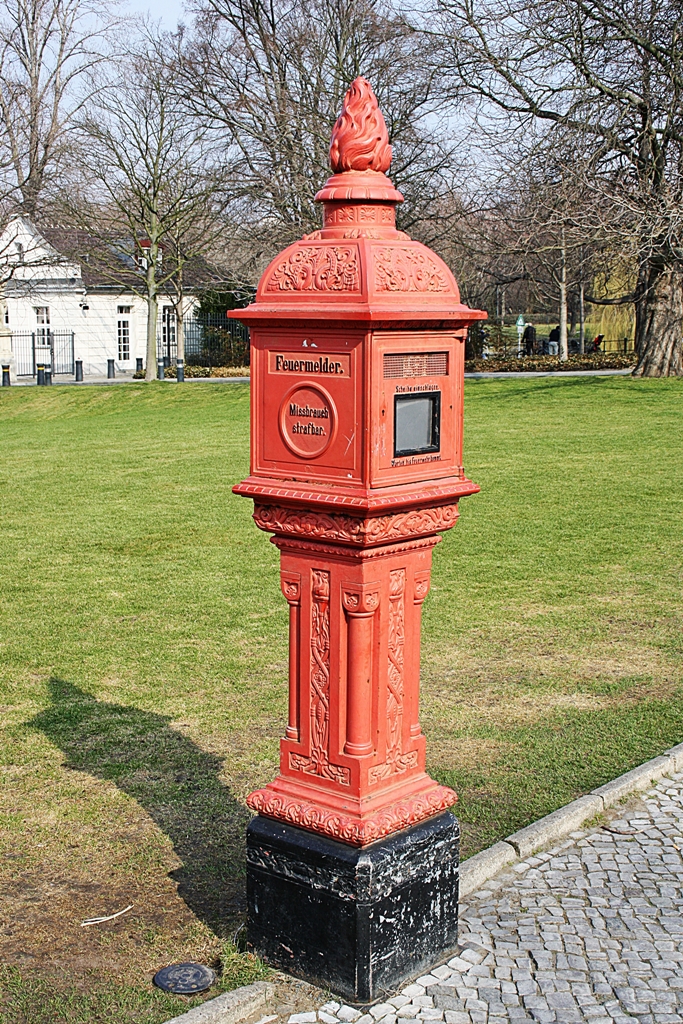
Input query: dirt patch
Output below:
<box><xmin>0</xmin><ymin>820</ymin><xmax>221</xmax><ymax>988</ymax></box>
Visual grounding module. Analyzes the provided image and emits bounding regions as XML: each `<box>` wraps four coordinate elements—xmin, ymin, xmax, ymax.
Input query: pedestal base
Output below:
<box><xmin>246</xmin><ymin>811</ymin><xmax>460</xmax><ymax>1003</ymax></box>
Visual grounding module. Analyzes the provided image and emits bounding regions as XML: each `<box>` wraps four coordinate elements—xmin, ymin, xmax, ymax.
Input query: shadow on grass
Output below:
<box><xmin>30</xmin><ymin>678</ymin><xmax>251</xmax><ymax>938</ymax></box>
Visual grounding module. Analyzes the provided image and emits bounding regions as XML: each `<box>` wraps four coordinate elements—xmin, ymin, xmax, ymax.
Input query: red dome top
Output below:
<box><xmin>236</xmin><ymin>79</ymin><xmax>484</xmax><ymax>326</ymax></box>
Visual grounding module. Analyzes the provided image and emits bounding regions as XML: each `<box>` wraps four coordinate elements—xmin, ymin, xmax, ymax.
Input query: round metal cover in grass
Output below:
<box><xmin>153</xmin><ymin>962</ymin><xmax>216</xmax><ymax>994</ymax></box>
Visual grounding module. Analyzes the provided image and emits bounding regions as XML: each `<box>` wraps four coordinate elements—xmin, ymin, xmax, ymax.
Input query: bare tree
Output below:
<box><xmin>428</xmin><ymin>0</ymin><xmax>683</xmax><ymax>376</ymax></box>
<box><xmin>0</xmin><ymin>0</ymin><xmax>115</xmax><ymax>216</ymax></box>
<box><xmin>176</xmin><ymin>0</ymin><xmax>460</xmax><ymax>279</ymax></box>
<box><xmin>424</xmin><ymin>134</ymin><xmax>606</xmax><ymax>358</ymax></box>
<box><xmin>495</xmin><ymin>151</ymin><xmax>604</xmax><ymax>359</ymax></box>
<box><xmin>73</xmin><ymin>39</ymin><xmax>224</xmax><ymax>379</ymax></box>
<box><xmin>0</xmin><ymin>0</ymin><xmax>113</xmax><ymax>375</ymax></box>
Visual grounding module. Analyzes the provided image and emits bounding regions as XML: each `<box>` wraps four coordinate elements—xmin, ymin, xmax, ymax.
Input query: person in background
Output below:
<box><xmin>593</xmin><ymin>334</ymin><xmax>604</xmax><ymax>352</ymax></box>
<box><xmin>522</xmin><ymin>322</ymin><xmax>537</xmax><ymax>356</ymax></box>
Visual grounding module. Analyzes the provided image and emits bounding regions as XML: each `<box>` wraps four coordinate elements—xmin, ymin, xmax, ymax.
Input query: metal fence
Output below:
<box><xmin>157</xmin><ymin>315</ymin><xmax>250</xmax><ymax>368</ymax></box>
<box><xmin>13</xmin><ymin>330</ymin><xmax>75</xmax><ymax>376</ymax></box>
<box><xmin>469</xmin><ymin>322</ymin><xmax>634</xmax><ymax>359</ymax></box>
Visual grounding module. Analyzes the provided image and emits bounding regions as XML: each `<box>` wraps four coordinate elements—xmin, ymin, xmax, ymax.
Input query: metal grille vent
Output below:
<box><xmin>383</xmin><ymin>352</ymin><xmax>448</xmax><ymax>379</ymax></box>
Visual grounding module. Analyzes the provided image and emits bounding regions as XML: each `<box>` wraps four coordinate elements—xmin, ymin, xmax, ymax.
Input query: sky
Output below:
<box><xmin>124</xmin><ymin>0</ymin><xmax>188</xmax><ymax>31</ymax></box>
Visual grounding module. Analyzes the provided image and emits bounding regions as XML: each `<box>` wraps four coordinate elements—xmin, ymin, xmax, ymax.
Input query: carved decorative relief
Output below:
<box><xmin>343</xmin><ymin>228</ymin><xmax>380</xmax><ymax>239</ymax></box>
<box><xmin>289</xmin><ymin>751</ymin><xmax>349</xmax><ymax>784</ymax></box>
<box><xmin>276</xmin><ymin>535</ymin><xmax>439</xmax><ymax>562</ymax></box>
<box><xmin>386</xmin><ymin>569</ymin><xmax>405</xmax><ymax>764</ymax></box>
<box><xmin>335</xmin><ymin>206</ymin><xmax>357</xmax><ymax>223</ymax></box>
<box><xmin>386</xmin><ymin>569</ymin><xmax>405</xmax><ymax>769</ymax></box>
<box><xmin>253</xmin><ymin>503</ymin><xmax>459</xmax><ymax>545</ymax></box>
<box><xmin>246</xmin><ymin>784</ymin><xmax>457</xmax><ymax>846</ymax></box>
<box><xmin>369</xmin><ymin>751</ymin><xmax>418</xmax><ymax>784</ymax></box>
<box><xmin>280</xmin><ymin>571</ymin><xmax>301</xmax><ymax>603</ymax></box>
<box><xmin>266</xmin><ymin>245</ymin><xmax>360</xmax><ymax>292</ymax></box>
<box><xmin>341</xmin><ymin>588</ymin><xmax>380</xmax><ymax>614</ymax></box>
<box><xmin>368</xmin><ymin>570</ymin><xmax>419</xmax><ymax>785</ymax></box>
<box><xmin>246</xmin><ymin>844</ymin><xmax>361</xmax><ymax>897</ymax></box>
<box><xmin>374</xmin><ymin>247</ymin><xmax>450</xmax><ymax>293</ymax></box>
<box><xmin>324</xmin><ymin>205</ymin><xmax>382</xmax><ymax>226</ymax></box>
<box><xmin>288</xmin><ymin>569</ymin><xmax>350</xmax><ymax>786</ymax></box>
<box><xmin>364</xmin><ymin>506</ymin><xmax>459</xmax><ymax>541</ymax></box>
<box><xmin>413</xmin><ymin>570</ymin><xmax>431</xmax><ymax>604</ymax></box>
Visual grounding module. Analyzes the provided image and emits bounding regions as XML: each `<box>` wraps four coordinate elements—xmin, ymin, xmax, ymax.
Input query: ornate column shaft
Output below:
<box><xmin>280</xmin><ymin>571</ymin><xmax>302</xmax><ymax>741</ymax></box>
<box><xmin>342</xmin><ymin>583</ymin><xmax>380</xmax><ymax>756</ymax></box>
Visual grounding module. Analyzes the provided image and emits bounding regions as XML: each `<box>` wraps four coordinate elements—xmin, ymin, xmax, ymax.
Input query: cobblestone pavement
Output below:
<box><xmin>287</xmin><ymin>771</ymin><xmax>683</xmax><ymax>1024</ymax></box>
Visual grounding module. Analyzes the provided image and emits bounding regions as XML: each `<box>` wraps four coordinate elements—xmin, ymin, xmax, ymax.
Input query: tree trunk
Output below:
<box><xmin>177</xmin><ymin>307</ymin><xmax>185</xmax><ymax>364</ymax></box>
<box><xmin>176</xmin><ymin>263</ymin><xmax>185</xmax><ymax>368</ymax></box>
<box><xmin>559</xmin><ymin>227</ymin><xmax>568</xmax><ymax>361</ymax></box>
<box><xmin>579</xmin><ymin>282</ymin><xmax>585</xmax><ymax>355</ymax></box>
<box><xmin>633</xmin><ymin>261</ymin><xmax>683</xmax><ymax>376</ymax></box>
<box><xmin>145</xmin><ymin>263</ymin><xmax>158</xmax><ymax>381</ymax></box>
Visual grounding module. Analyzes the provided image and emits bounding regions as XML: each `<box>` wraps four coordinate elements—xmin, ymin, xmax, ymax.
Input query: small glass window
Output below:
<box><xmin>394</xmin><ymin>392</ymin><xmax>441</xmax><ymax>458</ymax></box>
<box><xmin>34</xmin><ymin>306</ymin><xmax>50</xmax><ymax>343</ymax></box>
<box><xmin>117</xmin><ymin>319</ymin><xmax>130</xmax><ymax>360</ymax></box>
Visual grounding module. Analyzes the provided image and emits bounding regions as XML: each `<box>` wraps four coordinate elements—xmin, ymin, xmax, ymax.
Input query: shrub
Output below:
<box><xmin>466</xmin><ymin>353</ymin><xmax>636</xmax><ymax>372</ymax></box>
<box><xmin>162</xmin><ymin>365</ymin><xmax>250</xmax><ymax>379</ymax></box>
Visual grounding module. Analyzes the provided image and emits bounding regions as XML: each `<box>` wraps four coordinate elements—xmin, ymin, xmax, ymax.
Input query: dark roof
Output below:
<box><xmin>35</xmin><ymin>223</ymin><xmax>216</xmax><ymax>293</ymax></box>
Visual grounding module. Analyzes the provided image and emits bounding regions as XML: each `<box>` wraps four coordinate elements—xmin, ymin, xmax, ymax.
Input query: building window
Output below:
<box><xmin>34</xmin><ymin>306</ymin><xmax>50</xmax><ymax>343</ymax></box>
<box><xmin>117</xmin><ymin>305</ymin><xmax>131</xmax><ymax>314</ymax></box>
<box><xmin>162</xmin><ymin>305</ymin><xmax>176</xmax><ymax>361</ymax></box>
<box><xmin>15</xmin><ymin>242</ymin><xmax>24</xmax><ymax>262</ymax></box>
<box><xmin>117</xmin><ymin>316</ymin><xmax>130</xmax><ymax>361</ymax></box>
<box><xmin>4</xmin><ymin>307</ymin><xmax>8</xmax><ymax>325</ymax></box>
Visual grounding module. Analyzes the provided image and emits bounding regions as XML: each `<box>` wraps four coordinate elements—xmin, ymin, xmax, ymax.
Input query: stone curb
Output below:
<box><xmin>459</xmin><ymin>741</ymin><xmax>683</xmax><ymax>897</ymax></box>
<box><xmin>458</xmin><ymin>840</ymin><xmax>517</xmax><ymax>895</ymax></box>
<box><xmin>161</xmin><ymin>981</ymin><xmax>275</xmax><ymax>1024</ymax></box>
<box><xmin>591</xmin><ymin>754</ymin><xmax>673</xmax><ymax>807</ymax></box>
<box><xmin>666</xmin><ymin>743</ymin><xmax>683</xmax><ymax>771</ymax></box>
<box><xmin>505</xmin><ymin>794</ymin><xmax>603</xmax><ymax>861</ymax></box>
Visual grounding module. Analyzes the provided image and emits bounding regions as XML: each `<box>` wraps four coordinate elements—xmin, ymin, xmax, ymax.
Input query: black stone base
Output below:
<box><xmin>246</xmin><ymin>811</ymin><xmax>460</xmax><ymax>1003</ymax></box>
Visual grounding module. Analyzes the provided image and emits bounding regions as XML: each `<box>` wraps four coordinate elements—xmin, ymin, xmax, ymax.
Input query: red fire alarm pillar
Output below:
<box><xmin>233</xmin><ymin>77</ymin><xmax>485</xmax><ymax>1002</ymax></box>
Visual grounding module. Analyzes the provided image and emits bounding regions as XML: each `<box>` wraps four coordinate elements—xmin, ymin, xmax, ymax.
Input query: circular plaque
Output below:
<box><xmin>280</xmin><ymin>383</ymin><xmax>336</xmax><ymax>459</ymax></box>
<box><xmin>153</xmin><ymin>962</ymin><xmax>216</xmax><ymax>994</ymax></box>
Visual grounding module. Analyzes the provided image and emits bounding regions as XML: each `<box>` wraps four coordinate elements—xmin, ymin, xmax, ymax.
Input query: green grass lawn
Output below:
<box><xmin>1</xmin><ymin>377</ymin><xmax>682</xmax><ymax>1023</ymax></box>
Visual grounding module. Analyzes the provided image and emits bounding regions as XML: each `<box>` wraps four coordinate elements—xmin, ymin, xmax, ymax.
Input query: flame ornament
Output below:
<box><xmin>329</xmin><ymin>77</ymin><xmax>392</xmax><ymax>174</ymax></box>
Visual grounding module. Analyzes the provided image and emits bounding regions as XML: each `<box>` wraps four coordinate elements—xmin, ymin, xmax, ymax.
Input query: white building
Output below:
<box><xmin>0</xmin><ymin>215</ymin><xmax>198</xmax><ymax>379</ymax></box>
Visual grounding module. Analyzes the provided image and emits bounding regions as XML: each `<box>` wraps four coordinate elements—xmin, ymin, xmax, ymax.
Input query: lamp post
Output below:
<box><xmin>233</xmin><ymin>78</ymin><xmax>486</xmax><ymax>1002</ymax></box>
<box><xmin>517</xmin><ymin>314</ymin><xmax>525</xmax><ymax>356</ymax></box>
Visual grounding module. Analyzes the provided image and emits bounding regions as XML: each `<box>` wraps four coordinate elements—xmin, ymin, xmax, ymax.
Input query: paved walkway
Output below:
<box><xmin>292</xmin><ymin>771</ymin><xmax>683</xmax><ymax>1024</ymax></box>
